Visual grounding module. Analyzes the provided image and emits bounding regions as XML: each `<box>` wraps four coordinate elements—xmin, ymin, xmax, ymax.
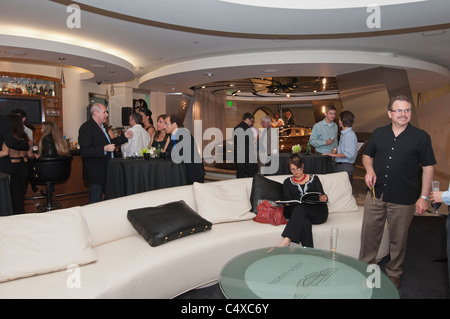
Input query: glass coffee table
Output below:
<box><xmin>220</xmin><ymin>247</ymin><xmax>400</xmax><ymax>299</ymax></box>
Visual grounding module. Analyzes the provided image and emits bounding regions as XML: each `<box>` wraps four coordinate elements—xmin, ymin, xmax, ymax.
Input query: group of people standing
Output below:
<box><xmin>78</xmin><ymin>103</ymin><xmax>205</xmax><ymax>204</ymax></box>
<box><xmin>270</xmin><ymin>111</ymin><xmax>296</xmax><ymax>128</ymax></box>
<box><xmin>0</xmin><ymin>109</ymin><xmax>70</xmax><ymax>215</ymax></box>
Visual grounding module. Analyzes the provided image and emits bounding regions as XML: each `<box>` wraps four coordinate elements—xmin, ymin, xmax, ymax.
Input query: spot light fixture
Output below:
<box><xmin>60</xmin><ymin>69</ymin><xmax>65</xmax><ymax>87</ymax></box>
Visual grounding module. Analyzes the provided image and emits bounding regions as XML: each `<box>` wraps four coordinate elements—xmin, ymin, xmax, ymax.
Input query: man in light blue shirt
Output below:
<box><xmin>323</xmin><ymin>111</ymin><xmax>357</xmax><ymax>179</ymax></box>
<box><xmin>309</xmin><ymin>105</ymin><xmax>338</xmax><ymax>154</ymax></box>
<box><xmin>430</xmin><ymin>184</ymin><xmax>450</xmax><ymax>205</ymax></box>
<box><xmin>430</xmin><ymin>184</ymin><xmax>450</xmax><ymax>287</ymax></box>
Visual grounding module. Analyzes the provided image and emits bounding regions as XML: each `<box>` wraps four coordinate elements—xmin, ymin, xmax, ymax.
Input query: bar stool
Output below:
<box><xmin>31</xmin><ymin>156</ymin><xmax>72</xmax><ymax>212</ymax></box>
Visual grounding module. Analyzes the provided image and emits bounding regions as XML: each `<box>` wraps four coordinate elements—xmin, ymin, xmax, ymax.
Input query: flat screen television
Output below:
<box><xmin>0</xmin><ymin>97</ymin><xmax>43</xmax><ymax>124</ymax></box>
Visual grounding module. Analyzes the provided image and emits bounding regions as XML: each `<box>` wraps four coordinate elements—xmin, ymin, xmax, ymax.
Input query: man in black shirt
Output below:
<box><xmin>359</xmin><ymin>95</ymin><xmax>436</xmax><ymax>287</ymax></box>
<box><xmin>233</xmin><ymin>113</ymin><xmax>258</xmax><ymax>178</ymax></box>
<box><xmin>164</xmin><ymin>114</ymin><xmax>205</xmax><ymax>184</ymax></box>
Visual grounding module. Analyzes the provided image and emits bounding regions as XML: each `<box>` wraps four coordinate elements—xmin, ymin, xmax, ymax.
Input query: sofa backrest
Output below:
<box><xmin>205</xmin><ymin>172</ymin><xmax>358</xmax><ymax>214</ymax></box>
<box><xmin>81</xmin><ymin>171</ymin><xmax>357</xmax><ymax>248</ymax></box>
<box><xmin>80</xmin><ymin>184</ymin><xmax>198</xmax><ymax>247</ymax></box>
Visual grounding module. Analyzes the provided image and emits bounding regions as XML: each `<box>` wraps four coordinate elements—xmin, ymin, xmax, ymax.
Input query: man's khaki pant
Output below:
<box><xmin>359</xmin><ymin>192</ymin><xmax>415</xmax><ymax>278</ymax></box>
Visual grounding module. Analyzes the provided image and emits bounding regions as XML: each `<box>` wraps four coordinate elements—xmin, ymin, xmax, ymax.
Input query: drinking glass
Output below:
<box><xmin>431</xmin><ymin>180</ymin><xmax>442</xmax><ymax>213</ymax></box>
<box><xmin>330</xmin><ymin>227</ymin><xmax>338</xmax><ymax>257</ymax></box>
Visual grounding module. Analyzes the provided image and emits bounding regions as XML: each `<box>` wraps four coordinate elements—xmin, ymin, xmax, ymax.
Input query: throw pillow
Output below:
<box><xmin>193</xmin><ymin>181</ymin><xmax>253</xmax><ymax>224</ymax></box>
<box><xmin>0</xmin><ymin>207</ymin><xmax>97</xmax><ymax>282</ymax></box>
<box><xmin>250</xmin><ymin>174</ymin><xmax>284</xmax><ymax>213</ymax></box>
<box><xmin>127</xmin><ymin>200</ymin><xmax>212</xmax><ymax>247</ymax></box>
<box><xmin>317</xmin><ymin>172</ymin><xmax>358</xmax><ymax>213</ymax></box>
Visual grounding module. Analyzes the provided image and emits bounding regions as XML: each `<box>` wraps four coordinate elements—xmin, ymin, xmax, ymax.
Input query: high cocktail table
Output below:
<box><xmin>220</xmin><ymin>247</ymin><xmax>400</xmax><ymax>299</ymax></box>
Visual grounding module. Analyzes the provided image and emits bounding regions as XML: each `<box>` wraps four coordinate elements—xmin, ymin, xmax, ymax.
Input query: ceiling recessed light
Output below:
<box><xmin>58</xmin><ymin>57</ymin><xmax>66</xmax><ymax>61</ymax></box>
<box><xmin>90</xmin><ymin>64</ymin><xmax>106</xmax><ymax>68</ymax></box>
<box><xmin>5</xmin><ymin>50</ymin><xmax>27</xmax><ymax>56</ymax></box>
<box><xmin>422</xmin><ymin>30</ymin><xmax>446</xmax><ymax>36</ymax></box>
<box><xmin>204</xmin><ymin>72</ymin><xmax>215</xmax><ymax>77</ymax></box>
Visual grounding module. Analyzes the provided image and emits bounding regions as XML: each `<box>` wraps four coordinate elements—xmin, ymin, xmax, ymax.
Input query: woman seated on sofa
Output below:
<box><xmin>36</xmin><ymin>122</ymin><xmax>70</xmax><ymax>158</ymax></box>
<box><xmin>277</xmin><ymin>154</ymin><xmax>329</xmax><ymax>248</ymax></box>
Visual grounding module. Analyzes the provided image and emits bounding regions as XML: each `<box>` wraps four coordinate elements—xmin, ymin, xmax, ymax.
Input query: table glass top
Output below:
<box><xmin>220</xmin><ymin>247</ymin><xmax>400</xmax><ymax>299</ymax></box>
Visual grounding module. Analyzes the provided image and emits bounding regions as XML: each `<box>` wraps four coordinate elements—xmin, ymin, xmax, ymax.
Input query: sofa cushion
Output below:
<box><xmin>250</xmin><ymin>174</ymin><xmax>284</xmax><ymax>213</ymax></box>
<box><xmin>0</xmin><ymin>207</ymin><xmax>97</xmax><ymax>283</ymax></box>
<box><xmin>127</xmin><ymin>200</ymin><xmax>212</xmax><ymax>247</ymax></box>
<box><xmin>317</xmin><ymin>172</ymin><xmax>358</xmax><ymax>213</ymax></box>
<box><xmin>193</xmin><ymin>181</ymin><xmax>253</xmax><ymax>224</ymax></box>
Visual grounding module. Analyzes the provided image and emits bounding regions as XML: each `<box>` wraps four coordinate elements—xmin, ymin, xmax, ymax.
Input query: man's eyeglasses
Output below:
<box><xmin>390</xmin><ymin>109</ymin><xmax>411</xmax><ymax>114</ymax></box>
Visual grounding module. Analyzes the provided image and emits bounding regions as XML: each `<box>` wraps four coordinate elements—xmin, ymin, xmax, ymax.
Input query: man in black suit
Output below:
<box><xmin>285</xmin><ymin>111</ymin><xmax>296</xmax><ymax>126</ymax></box>
<box><xmin>78</xmin><ymin>103</ymin><xmax>132</xmax><ymax>203</ymax></box>
<box><xmin>233</xmin><ymin>112</ymin><xmax>258</xmax><ymax>178</ymax></box>
<box><xmin>0</xmin><ymin>114</ymin><xmax>29</xmax><ymax>174</ymax></box>
<box><xmin>164</xmin><ymin>114</ymin><xmax>205</xmax><ymax>184</ymax></box>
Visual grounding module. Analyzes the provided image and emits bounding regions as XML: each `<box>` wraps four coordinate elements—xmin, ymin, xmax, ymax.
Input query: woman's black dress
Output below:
<box><xmin>281</xmin><ymin>175</ymin><xmax>328</xmax><ymax>247</ymax></box>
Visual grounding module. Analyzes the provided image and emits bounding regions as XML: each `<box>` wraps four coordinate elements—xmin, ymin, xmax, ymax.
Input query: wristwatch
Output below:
<box><xmin>420</xmin><ymin>195</ymin><xmax>429</xmax><ymax>201</ymax></box>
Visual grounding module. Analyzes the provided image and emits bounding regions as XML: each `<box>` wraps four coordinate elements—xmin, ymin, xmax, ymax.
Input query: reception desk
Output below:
<box><xmin>105</xmin><ymin>158</ymin><xmax>188</xmax><ymax>200</ymax></box>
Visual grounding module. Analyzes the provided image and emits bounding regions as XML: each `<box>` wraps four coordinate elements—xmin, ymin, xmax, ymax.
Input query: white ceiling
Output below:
<box><xmin>0</xmin><ymin>0</ymin><xmax>449</xmax><ymax>95</ymax></box>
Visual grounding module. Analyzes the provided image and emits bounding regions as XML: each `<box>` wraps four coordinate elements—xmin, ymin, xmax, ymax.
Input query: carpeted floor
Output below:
<box><xmin>176</xmin><ymin>215</ymin><xmax>449</xmax><ymax>299</ymax></box>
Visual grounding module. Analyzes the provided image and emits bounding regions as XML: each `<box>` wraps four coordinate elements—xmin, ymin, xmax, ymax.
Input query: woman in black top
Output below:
<box><xmin>6</xmin><ymin>114</ymin><xmax>30</xmax><ymax>214</ymax></box>
<box><xmin>139</xmin><ymin>108</ymin><xmax>156</xmax><ymax>139</ymax></box>
<box><xmin>278</xmin><ymin>154</ymin><xmax>329</xmax><ymax>248</ymax></box>
<box><xmin>37</xmin><ymin>122</ymin><xmax>70</xmax><ymax>157</ymax></box>
<box><xmin>151</xmin><ymin>114</ymin><xmax>170</xmax><ymax>152</ymax></box>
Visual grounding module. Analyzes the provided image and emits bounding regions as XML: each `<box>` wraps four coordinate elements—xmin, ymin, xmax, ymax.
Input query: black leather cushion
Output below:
<box><xmin>250</xmin><ymin>174</ymin><xmax>283</xmax><ymax>213</ymax></box>
<box><xmin>127</xmin><ymin>201</ymin><xmax>212</xmax><ymax>247</ymax></box>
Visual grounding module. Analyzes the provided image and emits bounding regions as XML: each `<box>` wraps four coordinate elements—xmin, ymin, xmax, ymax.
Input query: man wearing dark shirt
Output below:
<box><xmin>359</xmin><ymin>95</ymin><xmax>436</xmax><ymax>287</ymax></box>
<box><xmin>164</xmin><ymin>114</ymin><xmax>205</xmax><ymax>184</ymax></box>
<box><xmin>79</xmin><ymin>103</ymin><xmax>131</xmax><ymax>203</ymax></box>
<box><xmin>233</xmin><ymin>113</ymin><xmax>258</xmax><ymax>178</ymax></box>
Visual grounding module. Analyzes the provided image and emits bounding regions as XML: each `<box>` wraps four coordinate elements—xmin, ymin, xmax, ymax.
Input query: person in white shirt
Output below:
<box><xmin>121</xmin><ymin>112</ymin><xmax>150</xmax><ymax>156</ymax></box>
<box><xmin>271</xmin><ymin>112</ymin><xmax>284</xmax><ymax>127</ymax></box>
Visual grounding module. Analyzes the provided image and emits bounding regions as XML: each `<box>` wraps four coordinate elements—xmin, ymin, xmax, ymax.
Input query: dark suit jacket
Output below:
<box><xmin>78</xmin><ymin>118</ymin><xmax>128</xmax><ymax>184</ymax></box>
<box><xmin>0</xmin><ymin>115</ymin><xmax>29</xmax><ymax>174</ymax></box>
<box><xmin>233</xmin><ymin>121</ymin><xmax>255</xmax><ymax>163</ymax></box>
<box><xmin>166</xmin><ymin>128</ymin><xmax>205</xmax><ymax>184</ymax></box>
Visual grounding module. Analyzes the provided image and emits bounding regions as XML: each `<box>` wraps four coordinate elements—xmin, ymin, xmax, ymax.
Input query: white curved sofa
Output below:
<box><xmin>0</xmin><ymin>172</ymin><xmax>388</xmax><ymax>299</ymax></box>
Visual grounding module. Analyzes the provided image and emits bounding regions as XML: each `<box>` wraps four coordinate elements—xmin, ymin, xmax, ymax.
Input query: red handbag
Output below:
<box><xmin>254</xmin><ymin>200</ymin><xmax>287</xmax><ymax>226</ymax></box>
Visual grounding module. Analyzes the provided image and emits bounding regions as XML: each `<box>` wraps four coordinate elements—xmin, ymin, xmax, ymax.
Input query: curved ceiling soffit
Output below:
<box><xmin>53</xmin><ymin>0</ymin><xmax>450</xmax><ymax>40</ymax></box>
<box><xmin>0</xmin><ymin>35</ymin><xmax>135</xmax><ymax>84</ymax></box>
<box><xmin>138</xmin><ymin>50</ymin><xmax>450</xmax><ymax>90</ymax></box>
